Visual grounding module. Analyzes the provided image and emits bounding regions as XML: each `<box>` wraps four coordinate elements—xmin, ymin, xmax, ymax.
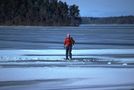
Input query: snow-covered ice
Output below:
<box><xmin>0</xmin><ymin>67</ymin><xmax>134</xmax><ymax>90</ymax></box>
<box><xmin>0</xmin><ymin>49</ymin><xmax>134</xmax><ymax>62</ymax></box>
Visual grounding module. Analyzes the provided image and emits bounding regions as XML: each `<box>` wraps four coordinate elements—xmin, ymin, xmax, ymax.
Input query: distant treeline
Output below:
<box><xmin>0</xmin><ymin>0</ymin><xmax>81</xmax><ymax>26</ymax></box>
<box><xmin>82</xmin><ymin>16</ymin><xmax>134</xmax><ymax>24</ymax></box>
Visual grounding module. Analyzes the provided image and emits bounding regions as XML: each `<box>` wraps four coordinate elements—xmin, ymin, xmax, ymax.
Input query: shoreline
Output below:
<box><xmin>0</xmin><ymin>24</ymin><xmax>134</xmax><ymax>27</ymax></box>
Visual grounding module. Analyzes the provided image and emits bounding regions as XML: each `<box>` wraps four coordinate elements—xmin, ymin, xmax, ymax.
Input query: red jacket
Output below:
<box><xmin>64</xmin><ymin>37</ymin><xmax>75</xmax><ymax>47</ymax></box>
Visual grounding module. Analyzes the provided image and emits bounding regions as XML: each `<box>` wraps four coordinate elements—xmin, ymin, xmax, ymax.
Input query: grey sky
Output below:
<box><xmin>60</xmin><ymin>0</ymin><xmax>134</xmax><ymax>17</ymax></box>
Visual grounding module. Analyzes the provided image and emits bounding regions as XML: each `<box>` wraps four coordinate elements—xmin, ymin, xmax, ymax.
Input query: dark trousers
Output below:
<box><xmin>66</xmin><ymin>46</ymin><xmax>72</xmax><ymax>59</ymax></box>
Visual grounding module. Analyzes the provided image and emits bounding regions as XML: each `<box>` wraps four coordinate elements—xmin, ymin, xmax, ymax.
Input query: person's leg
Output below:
<box><xmin>66</xmin><ymin>47</ymin><xmax>69</xmax><ymax>59</ymax></box>
<box><xmin>69</xmin><ymin>46</ymin><xmax>72</xmax><ymax>59</ymax></box>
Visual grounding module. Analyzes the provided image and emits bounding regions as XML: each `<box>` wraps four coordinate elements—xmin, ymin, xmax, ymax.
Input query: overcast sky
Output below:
<box><xmin>60</xmin><ymin>0</ymin><xmax>134</xmax><ymax>17</ymax></box>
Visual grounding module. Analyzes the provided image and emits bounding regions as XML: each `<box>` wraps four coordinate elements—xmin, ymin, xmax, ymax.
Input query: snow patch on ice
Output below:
<box><xmin>0</xmin><ymin>49</ymin><xmax>134</xmax><ymax>63</ymax></box>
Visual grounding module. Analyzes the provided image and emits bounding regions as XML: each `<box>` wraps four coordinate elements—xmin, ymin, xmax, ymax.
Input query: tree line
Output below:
<box><xmin>82</xmin><ymin>16</ymin><xmax>134</xmax><ymax>24</ymax></box>
<box><xmin>0</xmin><ymin>0</ymin><xmax>81</xmax><ymax>26</ymax></box>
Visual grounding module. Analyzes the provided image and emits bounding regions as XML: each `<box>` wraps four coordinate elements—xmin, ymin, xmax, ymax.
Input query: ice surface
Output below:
<box><xmin>0</xmin><ymin>49</ymin><xmax>134</xmax><ymax>63</ymax></box>
<box><xmin>0</xmin><ymin>25</ymin><xmax>134</xmax><ymax>89</ymax></box>
<box><xmin>0</xmin><ymin>67</ymin><xmax>134</xmax><ymax>90</ymax></box>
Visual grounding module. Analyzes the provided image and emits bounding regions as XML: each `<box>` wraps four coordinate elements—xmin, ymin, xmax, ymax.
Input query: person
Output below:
<box><xmin>64</xmin><ymin>34</ymin><xmax>75</xmax><ymax>60</ymax></box>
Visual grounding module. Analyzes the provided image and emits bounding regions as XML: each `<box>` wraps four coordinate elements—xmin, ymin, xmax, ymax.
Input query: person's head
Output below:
<box><xmin>67</xmin><ymin>33</ymin><xmax>70</xmax><ymax>38</ymax></box>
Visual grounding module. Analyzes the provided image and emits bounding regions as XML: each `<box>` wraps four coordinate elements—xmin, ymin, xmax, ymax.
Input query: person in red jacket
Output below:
<box><xmin>64</xmin><ymin>34</ymin><xmax>75</xmax><ymax>60</ymax></box>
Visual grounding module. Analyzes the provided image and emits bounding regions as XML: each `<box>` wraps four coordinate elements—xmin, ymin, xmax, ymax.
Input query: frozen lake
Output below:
<box><xmin>0</xmin><ymin>24</ymin><xmax>134</xmax><ymax>90</ymax></box>
<box><xmin>0</xmin><ymin>25</ymin><xmax>134</xmax><ymax>62</ymax></box>
<box><xmin>0</xmin><ymin>24</ymin><xmax>134</xmax><ymax>49</ymax></box>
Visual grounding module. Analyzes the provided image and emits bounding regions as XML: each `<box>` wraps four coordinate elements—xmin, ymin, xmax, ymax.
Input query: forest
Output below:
<box><xmin>0</xmin><ymin>0</ymin><xmax>81</xmax><ymax>26</ymax></box>
<box><xmin>82</xmin><ymin>16</ymin><xmax>134</xmax><ymax>24</ymax></box>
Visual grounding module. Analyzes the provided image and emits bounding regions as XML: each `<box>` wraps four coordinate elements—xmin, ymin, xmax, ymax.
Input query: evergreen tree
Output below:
<box><xmin>0</xmin><ymin>0</ymin><xmax>81</xmax><ymax>26</ymax></box>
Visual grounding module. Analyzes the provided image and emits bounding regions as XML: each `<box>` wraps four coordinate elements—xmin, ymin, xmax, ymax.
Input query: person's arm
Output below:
<box><xmin>64</xmin><ymin>38</ymin><xmax>66</xmax><ymax>45</ymax></box>
<box><xmin>64</xmin><ymin>38</ymin><xmax>66</xmax><ymax>47</ymax></box>
<box><xmin>71</xmin><ymin>37</ymin><xmax>75</xmax><ymax>45</ymax></box>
